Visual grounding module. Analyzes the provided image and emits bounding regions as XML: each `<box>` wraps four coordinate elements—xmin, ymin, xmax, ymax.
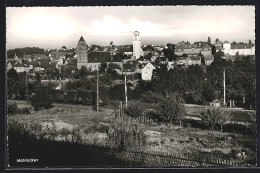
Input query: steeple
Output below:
<box><xmin>79</xmin><ymin>36</ymin><xmax>85</xmax><ymax>42</ymax></box>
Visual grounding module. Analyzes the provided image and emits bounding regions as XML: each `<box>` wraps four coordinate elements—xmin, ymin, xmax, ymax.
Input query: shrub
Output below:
<box><xmin>8</xmin><ymin>103</ymin><xmax>18</xmax><ymax>115</ymax></box>
<box><xmin>107</xmin><ymin>117</ymin><xmax>146</xmax><ymax>149</ymax></box>
<box><xmin>140</xmin><ymin>91</ymin><xmax>163</xmax><ymax>103</ymax></box>
<box><xmin>143</xmin><ymin>109</ymin><xmax>163</xmax><ymax>123</ymax></box>
<box><xmin>124</xmin><ymin>101</ymin><xmax>143</xmax><ymax>118</ymax></box>
<box><xmin>19</xmin><ymin>107</ymin><xmax>31</xmax><ymax>114</ymax></box>
<box><xmin>30</xmin><ymin>89</ymin><xmax>53</xmax><ymax>111</ymax></box>
<box><xmin>199</xmin><ymin>108</ymin><xmax>230</xmax><ymax>131</ymax></box>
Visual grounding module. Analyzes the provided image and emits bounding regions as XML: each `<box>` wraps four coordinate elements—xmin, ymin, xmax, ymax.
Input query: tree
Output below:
<box><xmin>99</xmin><ymin>63</ymin><xmax>107</xmax><ymax>74</ymax></box>
<box><xmin>124</xmin><ymin>101</ymin><xmax>143</xmax><ymax>118</ymax></box>
<box><xmin>7</xmin><ymin>69</ymin><xmax>18</xmax><ymax>98</ymax></box>
<box><xmin>140</xmin><ymin>91</ymin><xmax>163</xmax><ymax>103</ymax></box>
<box><xmin>35</xmin><ymin>72</ymin><xmax>41</xmax><ymax>89</ymax></box>
<box><xmin>208</xmin><ymin>37</ymin><xmax>211</xmax><ymax>45</ymax></box>
<box><xmin>199</xmin><ymin>107</ymin><xmax>230</xmax><ymax>131</ymax></box>
<box><xmin>30</xmin><ymin>88</ymin><xmax>53</xmax><ymax>111</ymax></box>
<box><xmin>162</xmin><ymin>43</ymin><xmax>175</xmax><ymax>61</ymax></box>
<box><xmin>158</xmin><ymin>94</ymin><xmax>186</xmax><ymax>126</ymax></box>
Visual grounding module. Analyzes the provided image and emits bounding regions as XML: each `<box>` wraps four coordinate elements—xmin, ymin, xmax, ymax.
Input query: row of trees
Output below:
<box><xmin>7</xmin><ymin>47</ymin><xmax>45</xmax><ymax>58</ymax></box>
<box><xmin>131</xmin><ymin>53</ymin><xmax>255</xmax><ymax>109</ymax></box>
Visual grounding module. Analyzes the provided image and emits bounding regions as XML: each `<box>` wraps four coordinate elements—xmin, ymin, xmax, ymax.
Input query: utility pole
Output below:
<box><xmin>223</xmin><ymin>68</ymin><xmax>226</xmax><ymax>107</ymax></box>
<box><xmin>125</xmin><ymin>75</ymin><xmax>127</xmax><ymax>107</ymax></box>
<box><xmin>96</xmin><ymin>66</ymin><xmax>99</xmax><ymax>112</ymax></box>
<box><xmin>26</xmin><ymin>72</ymin><xmax>29</xmax><ymax>104</ymax></box>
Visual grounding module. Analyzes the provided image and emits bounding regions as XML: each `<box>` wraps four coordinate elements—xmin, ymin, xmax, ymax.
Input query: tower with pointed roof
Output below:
<box><xmin>77</xmin><ymin>36</ymin><xmax>88</xmax><ymax>69</ymax></box>
<box><xmin>133</xmin><ymin>31</ymin><xmax>142</xmax><ymax>59</ymax></box>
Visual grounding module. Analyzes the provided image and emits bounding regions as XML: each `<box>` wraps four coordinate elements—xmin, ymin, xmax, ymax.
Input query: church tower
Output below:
<box><xmin>77</xmin><ymin>36</ymin><xmax>88</xmax><ymax>69</ymax></box>
<box><xmin>133</xmin><ymin>31</ymin><xmax>142</xmax><ymax>59</ymax></box>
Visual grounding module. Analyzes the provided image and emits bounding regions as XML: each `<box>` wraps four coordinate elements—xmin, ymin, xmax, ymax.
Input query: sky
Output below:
<box><xmin>6</xmin><ymin>6</ymin><xmax>255</xmax><ymax>49</ymax></box>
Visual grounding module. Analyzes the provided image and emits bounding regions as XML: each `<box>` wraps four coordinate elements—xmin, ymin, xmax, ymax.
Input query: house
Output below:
<box><xmin>13</xmin><ymin>62</ymin><xmax>30</xmax><ymax>73</ymax></box>
<box><xmin>175</xmin><ymin>57</ymin><xmax>188</xmax><ymax>66</ymax></box>
<box><xmin>200</xmin><ymin>44</ymin><xmax>212</xmax><ymax>56</ymax></box>
<box><xmin>223</xmin><ymin>41</ymin><xmax>255</xmax><ymax>56</ymax></box>
<box><xmin>214</xmin><ymin>40</ymin><xmax>223</xmax><ymax>52</ymax></box>
<box><xmin>122</xmin><ymin>62</ymin><xmax>138</xmax><ymax>75</ymax></box>
<box><xmin>204</xmin><ymin>55</ymin><xmax>214</xmax><ymax>65</ymax></box>
<box><xmin>189</xmin><ymin>56</ymin><xmax>201</xmax><ymax>66</ymax></box>
<box><xmin>175</xmin><ymin>42</ymin><xmax>212</xmax><ymax>57</ymax></box>
<box><xmin>175</xmin><ymin>55</ymin><xmax>201</xmax><ymax>66</ymax></box>
<box><xmin>107</xmin><ymin>62</ymin><xmax>124</xmax><ymax>71</ymax></box>
<box><xmin>141</xmin><ymin>62</ymin><xmax>156</xmax><ymax>81</ymax></box>
<box><xmin>118</xmin><ymin>46</ymin><xmax>133</xmax><ymax>56</ymax></box>
<box><xmin>209</xmin><ymin>100</ymin><xmax>221</xmax><ymax>107</ymax></box>
<box><xmin>86</xmin><ymin>52</ymin><xmax>112</xmax><ymax>71</ymax></box>
<box><xmin>175</xmin><ymin>43</ymin><xmax>202</xmax><ymax>56</ymax></box>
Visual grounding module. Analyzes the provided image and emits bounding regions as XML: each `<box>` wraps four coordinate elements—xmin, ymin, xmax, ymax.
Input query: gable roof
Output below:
<box><xmin>223</xmin><ymin>40</ymin><xmax>230</xmax><ymax>44</ymax></box>
<box><xmin>144</xmin><ymin>62</ymin><xmax>156</xmax><ymax>69</ymax></box>
<box><xmin>13</xmin><ymin>62</ymin><xmax>30</xmax><ymax>67</ymax></box>
<box><xmin>88</xmin><ymin>52</ymin><xmax>111</xmax><ymax>63</ymax></box>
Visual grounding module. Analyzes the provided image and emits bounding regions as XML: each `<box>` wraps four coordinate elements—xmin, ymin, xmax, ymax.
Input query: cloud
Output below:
<box><xmin>86</xmin><ymin>16</ymin><xmax>172</xmax><ymax>37</ymax></box>
<box><xmin>87</xmin><ymin>16</ymin><xmax>129</xmax><ymax>36</ymax></box>
<box><xmin>9</xmin><ymin>9</ymin><xmax>79</xmax><ymax>38</ymax></box>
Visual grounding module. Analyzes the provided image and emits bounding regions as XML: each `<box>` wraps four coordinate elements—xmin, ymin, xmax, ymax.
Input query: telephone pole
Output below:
<box><xmin>96</xmin><ymin>66</ymin><xmax>99</xmax><ymax>112</ymax></box>
<box><xmin>26</xmin><ymin>73</ymin><xmax>29</xmax><ymax>103</ymax></box>
<box><xmin>125</xmin><ymin>75</ymin><xmax>127</xmax><ymax>107</ymax></box>
<box><xmin>223</xmin><ymin>68</ymin><xmax>226</xmax><ymax>107</ymax></box>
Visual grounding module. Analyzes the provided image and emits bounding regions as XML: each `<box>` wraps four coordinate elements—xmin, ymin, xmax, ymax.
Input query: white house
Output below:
<box><xmin>141</xmin><ymin>62</ymin><xmax>156</xmax><ymax>81</ymax></box>
<box><xmin>13</xmin><ymin>63</ymin><xmax>30</xmax><ymax>73</ymax></box>
<box><xmin>223</xmin><ymin>41</ymin><xmax>255</xmax><ymax>56</ymax></box>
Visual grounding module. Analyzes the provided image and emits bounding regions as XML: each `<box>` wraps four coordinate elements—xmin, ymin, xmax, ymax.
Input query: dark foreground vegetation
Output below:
<box><xmin>8</xmin><ymin>124</ymin><xmax>254</xmax><ymax>167</ymax></box>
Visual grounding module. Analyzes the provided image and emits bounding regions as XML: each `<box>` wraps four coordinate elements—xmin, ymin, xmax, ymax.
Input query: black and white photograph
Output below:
<box><xmin>5</xmin><ymin>5</ymin><xmax>257</xmax><ymax>168</ymax></box>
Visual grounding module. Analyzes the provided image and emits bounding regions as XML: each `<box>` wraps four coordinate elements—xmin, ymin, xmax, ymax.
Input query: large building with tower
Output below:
<box><xmin>132</xmin><ymin>31</ymin><xmax>143</xmax><ymax>59</ymax></box>
<box><xmin>77</xmin><ymin>36</ymin><xmax>88</xmax><ymax>69</ymax></box>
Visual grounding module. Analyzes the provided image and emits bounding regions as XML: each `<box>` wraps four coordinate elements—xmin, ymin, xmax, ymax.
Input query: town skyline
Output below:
<box><xmin>6</xmin><ymin>6</ymin><xmax>255</xmax><ymax>49</ymax></box>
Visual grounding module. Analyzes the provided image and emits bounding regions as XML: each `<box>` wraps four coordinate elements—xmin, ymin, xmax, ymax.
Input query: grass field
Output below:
<box><xmin>7</xmin><ymin>99</ymin><xmax>257</xmax><ymax>166</ymax></box>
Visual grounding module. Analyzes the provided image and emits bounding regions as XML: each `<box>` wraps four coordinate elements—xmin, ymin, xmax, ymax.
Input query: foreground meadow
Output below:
<box><xmin>7</xmin><ymin>100</ymin><xmax>256</xmax><ymax>167</ymax></box>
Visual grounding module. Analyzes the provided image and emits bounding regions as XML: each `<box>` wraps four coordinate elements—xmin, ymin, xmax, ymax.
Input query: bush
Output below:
<box><xmin>19</xmin><ymin>107</ymin><xmax>31</xmax><ymax>114</ymax></box>
<box><xmin>30</xmin><ymin>89</ymin><xmax>53</xmax><ymax>111</ymax></box>
<box><xmin>8</xmin><ymin>103</ymin><xmax>18</xmax><ymax>115</ymax></box>
<box><xmin>124</xmin><ymin>101</ymin><xmax>143</xmax><ymax>118</ymax></box>
<box><xmin>143</xmin><ymin>109</ymin><xmax>163</xmax><ymax>123</ymax></box>
<box><xmin>140</xmin><ymin>91</ymin><xmax>163</xmax><ymax>103</ymax></box>
<box><xmin>107</xmin><ymin>117</ymin><xmax>146</xmax><ymax>149</ymax></box>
